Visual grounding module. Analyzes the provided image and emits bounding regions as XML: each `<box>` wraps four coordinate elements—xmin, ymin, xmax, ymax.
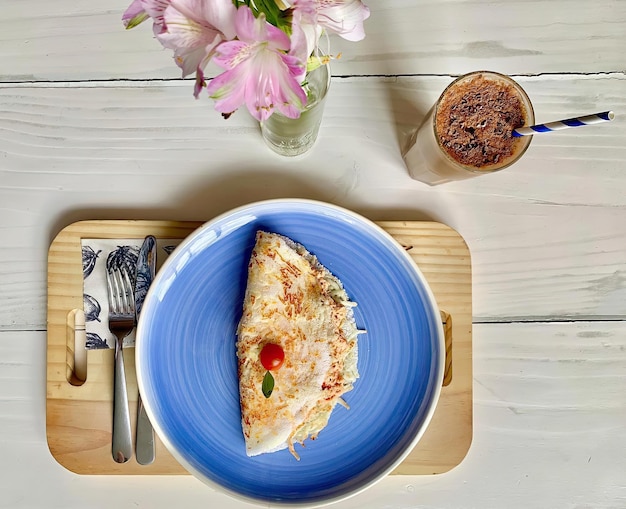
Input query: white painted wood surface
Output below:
<box><xmin>1</xmin><ymin>0</ymin><xmax>625</xmax><ymax>507</ymax></box>
<box><xmin>3</xmin><ymin>323</ymin><xmax>625</xmax><ymax>507</ymax></box>
<box><xmin>2</xmin><ymin>74</ymin><xmax>625</xmax><ymax>329</ymax></box>
<box><xmin>2</xmin><ymin>0</ymin><xmax>625</xmax><ymax>81</ymax></box>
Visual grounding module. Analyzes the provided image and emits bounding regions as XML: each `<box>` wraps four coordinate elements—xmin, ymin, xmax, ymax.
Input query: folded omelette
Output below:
<box><xmin>236</xmin><ymin>231</ymin><xmax>361</xmax><ymax>460</ymax></box>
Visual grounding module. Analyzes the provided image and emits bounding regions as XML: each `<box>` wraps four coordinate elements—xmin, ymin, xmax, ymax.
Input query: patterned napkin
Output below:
<box><xmin>81</xmin><ymin>238</ymin><xmax>182</xmax><ymax>349</ymax></box>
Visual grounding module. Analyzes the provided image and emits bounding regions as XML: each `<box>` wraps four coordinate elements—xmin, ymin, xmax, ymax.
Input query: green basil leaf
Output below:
<box><xmin>262</xmin><ymin>370</ymin><xmax>274</xmax><ymax>398</ymax></box>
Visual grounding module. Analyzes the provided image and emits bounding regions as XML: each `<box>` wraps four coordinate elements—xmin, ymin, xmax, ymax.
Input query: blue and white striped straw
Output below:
<box><xmin>512</xmin><ymin>111</ymin><xmax>615</xmax><ymax>137</ymax></box>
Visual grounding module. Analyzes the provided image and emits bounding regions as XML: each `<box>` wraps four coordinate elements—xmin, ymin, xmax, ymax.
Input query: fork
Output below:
<box><xmin>106</xmin><ymin>266</ymin><xmax>134</xmax><ymax>463</ymax></box>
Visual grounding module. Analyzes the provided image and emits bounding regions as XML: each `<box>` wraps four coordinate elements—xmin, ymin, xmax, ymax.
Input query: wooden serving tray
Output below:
<box><xmin>47</xmin><ymin>220</ymin><xmax>472</xmax><ymax>475</ymax></box>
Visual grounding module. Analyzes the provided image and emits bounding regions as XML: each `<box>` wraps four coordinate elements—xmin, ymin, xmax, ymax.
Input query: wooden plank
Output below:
<box><xmin>1</xmin><ymin>75</ymin><xmax>625</xmax><ymax>330</ymax></box>
<box><xmin>6</xmin><ymin>321</ymin><xmax>625</xmax><ymax>506</ymax></box>
<box><xmin>1</xmin><ymin>0</ymin><xmax>624</xmax><ymax>82</ymax></box>
<box><xmin>46</xmin><ymin>220</ymin><xmax>472</xmax><ymax>475</ymax></box>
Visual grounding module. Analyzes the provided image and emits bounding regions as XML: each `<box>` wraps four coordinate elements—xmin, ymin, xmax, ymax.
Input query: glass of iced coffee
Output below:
<box><xmin>403</xmin><ymin>71</ymin><xmax>535</xmax><ymax>185</ymax></box>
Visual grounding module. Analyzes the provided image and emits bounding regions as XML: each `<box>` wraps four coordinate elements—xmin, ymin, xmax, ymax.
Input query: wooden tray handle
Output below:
<box><xmin>66</xmin><ymin>309</ymin><xmax>87</xmax><ymax>386</ymax></box>
<box><xmin>440</xmin><ymin>309</ymin><xmax>453</xmax><ymax>387</ymax></box>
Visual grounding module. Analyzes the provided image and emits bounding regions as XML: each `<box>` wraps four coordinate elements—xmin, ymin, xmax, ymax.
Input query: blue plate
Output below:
<box><xmin>136</xmin><ymin>199</ymin><xmax>444</xmax><ymax>506</ymax></box>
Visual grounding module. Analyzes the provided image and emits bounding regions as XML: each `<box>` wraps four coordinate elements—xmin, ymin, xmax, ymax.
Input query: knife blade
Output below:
<box><xmin>134</xmin><ymin>235</ymin><xmax>157</xmax><ymax>465</ymax></box>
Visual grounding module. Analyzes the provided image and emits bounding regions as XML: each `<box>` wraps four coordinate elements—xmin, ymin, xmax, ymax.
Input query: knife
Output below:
<box><xmin>134</xmin><ymin>235</ymin><xmax>157</xmax><ymax>465</ymax></box>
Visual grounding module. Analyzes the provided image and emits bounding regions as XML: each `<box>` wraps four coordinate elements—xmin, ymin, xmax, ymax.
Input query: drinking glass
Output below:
<box><xmin>260</xmin><ymin>61</ymin><xmax>331</xmax><ymax>157</ymax></box>
<box><xmin>403</xmin><ymin>71</ymin><xmax>535</xmax><ymax>185</ymax></box>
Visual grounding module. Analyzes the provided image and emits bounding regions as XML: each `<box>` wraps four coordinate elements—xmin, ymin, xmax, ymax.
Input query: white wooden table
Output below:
<box><xmin>1</xmin><ymin>1</ymin><xmax>625</xmax><ymax>507</ymax></box>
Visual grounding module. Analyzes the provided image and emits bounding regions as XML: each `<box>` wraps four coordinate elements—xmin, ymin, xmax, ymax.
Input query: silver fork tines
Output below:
<box><xmin>106</xmin><ymin>266</ymin><xmax>135</xmax><ymax>464</ymax></box>
<box><xmin>107</xmin><ymin>268</ymin><xmax>134</xmax><ymax>316</ymax></box>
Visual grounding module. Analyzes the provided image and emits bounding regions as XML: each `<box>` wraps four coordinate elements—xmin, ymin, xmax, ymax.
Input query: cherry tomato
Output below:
<box><xmin>259</xmin><ymin>343</ymin><xmax>284</xmax><ymax>371</ymax></box>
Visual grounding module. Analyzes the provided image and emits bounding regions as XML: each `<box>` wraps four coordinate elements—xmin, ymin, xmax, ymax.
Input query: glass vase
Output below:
<box><xmin>260</xmin><ymin>60</ymin><xmax>331</xmax><ymax>157</ymax></box>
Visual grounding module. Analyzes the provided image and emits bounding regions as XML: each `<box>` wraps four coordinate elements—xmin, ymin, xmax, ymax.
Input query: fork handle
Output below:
<box><xmin>113</xmin><ymin>338</ymin><xmax>132</xmax><ymax>463</ymax></box>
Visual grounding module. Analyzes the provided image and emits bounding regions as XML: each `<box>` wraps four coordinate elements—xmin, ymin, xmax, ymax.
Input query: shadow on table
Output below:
<box><xmin>170</xmin><ymin>167</ymin><xmax>332</xmax><ymax>219</ymax></box>
<box><xmin>171</xmin><ymin>167</ymin><xmax>436</xmax><ymax>222</ymax></box>
<box><xmin>49</xmin><ymin>167</ymin><xmax>437</xmax><ymax>245</ymax></box>
<box><xmin>381</xmin><ymin>80</ymin><xmax>432</xmax><ymax>155</ymax></box>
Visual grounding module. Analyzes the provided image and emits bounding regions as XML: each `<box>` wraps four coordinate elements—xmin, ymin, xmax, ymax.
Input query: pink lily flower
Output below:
<box><xmin>122</xmin><ymin>0</ymin><xmax>237</xmax><ymax>98</ymax></box>
<box><xmin>156</xmin><ymin>0</ymin><xmax>237</xmax><ymax>99</ymax></box>
<box><xmin>207</xmin><ymin>6</ymin><xmax>307</xmax><ymax>122</ymax></box>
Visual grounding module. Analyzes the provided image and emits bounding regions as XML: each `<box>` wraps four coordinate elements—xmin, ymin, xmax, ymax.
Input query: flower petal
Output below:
<box><xmin>140</xmin><ymin>0</ymin><xmax>171</xmax><ymax>27</ymax></box>
<box><xmin>206</xmin><ymin>66</ymin><xmax>247</xmax><ymax>115</ymax></box>
<box><xmin>194</xmin><ymin>66</ymin><xmax>206</xmax><ymax>98</ymax></box>
<box><xmin>233</xmin><ymin>7</ymin><xmax>290</xmax><ymax>51</ymax></box>
<box><xmin>289</xmin><ymin>7</ymin><xmax>322</xmax><ymax>70</ymax></box>
<box><xmin>317</xmin><ymin>0</ymin><xmax>370</xmax><ymax>41</ymax></box>
<box><xmin>169</xmin><ymin>0</ymin><xmax>237</xmax><ymax>39</ymax></box>
<box><xmin>210</xmin><ymin>40</ymin><xmax>250</xmax><ymax>70</ymax></box>
<box><xmin>175</xmin><ymin>45</ymin><xmax>216</xmax><ymax>77</ymax></box>
<box><xmin>122</xmin><ymin>0</ymin><xmax>149</xmax><ymax>28</ymax></box>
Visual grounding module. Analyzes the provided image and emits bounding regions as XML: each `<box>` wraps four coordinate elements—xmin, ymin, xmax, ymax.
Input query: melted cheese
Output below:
<box><xmin>236</xmin><ymin>231</ymin><xmax>360</xmax><ymax>459</ymax></box>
